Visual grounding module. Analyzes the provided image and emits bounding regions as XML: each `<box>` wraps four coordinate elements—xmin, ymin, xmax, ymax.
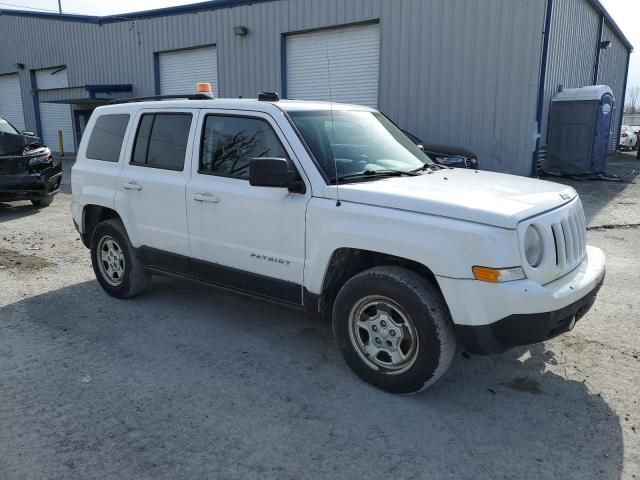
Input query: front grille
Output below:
<box><xmin>550</xmin><ymin>201</ymin><xmax>587</xmax><ymax>274</ymax></box>
<box><xmin>519</xmin><ymin>196</ymin><xmax>587</xmax><ymax>284</ymax></box>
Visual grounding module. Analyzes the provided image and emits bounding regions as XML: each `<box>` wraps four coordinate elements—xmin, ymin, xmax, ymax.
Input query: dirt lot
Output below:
<box><xmin>0</xmin><ymin>155</ymin><xmax>639</xmax><ymax>479</ymax></box>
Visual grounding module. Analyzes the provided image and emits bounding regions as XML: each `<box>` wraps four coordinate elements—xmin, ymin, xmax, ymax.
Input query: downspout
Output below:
<box><xmin>29</xmin><ymin>70</ymin><xmax>43</xmax><ymax>139</ymax></box>
<box><xmin>531</xmin><ymin>0</ymin><xmax>554</xmax><ymax>177</ymax></box>
<box><xmin>593</xmin><ymin>15</ymin><xmax>604</xmax><ymax>85</ymax></box>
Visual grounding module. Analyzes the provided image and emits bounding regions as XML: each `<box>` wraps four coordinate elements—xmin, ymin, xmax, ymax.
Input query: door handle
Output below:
<box><xmin>193</xmin><ymin>193</ymin><xmax>220</xmax><ymax>203</ymax></box>
<box><xmin>122</xmin><ymin>182</ymin><xmax>142</xmax><ymax>191</ymax></box>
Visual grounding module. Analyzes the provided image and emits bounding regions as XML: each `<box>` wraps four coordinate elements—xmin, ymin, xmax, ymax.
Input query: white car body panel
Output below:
<box><xmin>619</xmin><ymin>125</ymin><xmax>638</xmax><ymax>149</ymax></box>
<box><xmin>325</xmin><ymin>169</ymin><xmax>577</xmax><ymax>230</ymax></box>
<box><xmin>186</xmin><ymin>109</ymin><xmax>309</xmax><ymax>287</ymax></box>
<box><xmin>114</xmin><ymin>108</ymin><xmax>198</xmax><ymax>257</ymax></box>
<box><xmin>439</xmin><ymin>246</ymin><xmax>605</xmax><ymax>326</ymax></box>
<box><xmin>303</xmin><ymin>197</ymin><xmax>522</xmax><ymax>293</ymax></box>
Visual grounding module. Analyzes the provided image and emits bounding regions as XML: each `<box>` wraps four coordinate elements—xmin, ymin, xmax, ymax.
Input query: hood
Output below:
<box><xmin>330</xmin><ymin>169</ymin><xmax>576</xmax><ymax>229</ymax></box>
<box><xmin>0</xmin><ymin>131</ymin><xmax>29</xmax><ymax>156</ymax></box>
<box><xmin>421</xmin><ymin>143</ymin><xmax>476</xmax><ymax>158</ymax></box>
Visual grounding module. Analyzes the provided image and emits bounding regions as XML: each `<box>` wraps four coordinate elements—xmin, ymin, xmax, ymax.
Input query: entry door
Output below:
<box><xmin>186</xmin><ymin>110</ymin><xmax>309</xmax><ymax>304</ymax></box>
<box><xmin>115</xmin><ymin>110</ymin><xmax>197</xmax><ymax>265</ymax></box>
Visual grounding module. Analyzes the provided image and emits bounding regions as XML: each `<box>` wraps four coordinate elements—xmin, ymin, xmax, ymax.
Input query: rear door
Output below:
<box><xmin>186</xmin><ymin>110</ymin><xmax>309</xmax><ymax>304</ymax></box>
<box><xmin>115</xmin><ymin>109</ymin><xmax>197</xmax><ymax>270</ymax></box>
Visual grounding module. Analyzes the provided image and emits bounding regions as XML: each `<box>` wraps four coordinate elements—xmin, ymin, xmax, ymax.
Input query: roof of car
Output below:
<box><xmin>94</xmin><ymin>98</ymin><xmax>377</xmax><ymax>115</ymax></box>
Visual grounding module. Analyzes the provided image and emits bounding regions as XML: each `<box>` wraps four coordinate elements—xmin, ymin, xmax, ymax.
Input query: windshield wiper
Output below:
<box><xmin>330</xmin><ymin>169</ymin><xmax>419</xmax><ymax>183</ymax></box>
<box><xmin>410</xmin><ymin>163</ymin><xmax>446</xmax><ymax>173</ymax></box>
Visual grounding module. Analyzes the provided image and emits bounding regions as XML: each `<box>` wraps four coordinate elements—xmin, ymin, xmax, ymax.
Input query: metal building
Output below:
<box><xmin>0</xmin><ymin>0</ymin><xmax>632</xmax><ymax>176</ymax></box>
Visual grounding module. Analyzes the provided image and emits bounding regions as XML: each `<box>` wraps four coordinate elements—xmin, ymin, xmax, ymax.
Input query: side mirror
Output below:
<box><xmin>417</xmin><ymin>144</ymin><xmax>425</xmax><ymax>151</ymax></box>
<box><xmin>249</xmin><ymin>157</ymin><xmax>305</xmax><ymax>193</ymax></box>
<box><xmin>22</xmin><ymin>131</ymin><xmax>36</xmax><ymax>137</ymax></box>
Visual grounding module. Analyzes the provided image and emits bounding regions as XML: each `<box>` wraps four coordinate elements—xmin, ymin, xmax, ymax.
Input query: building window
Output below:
<box><xmin>131</xmin><ymin>113</ymin><xmax>192</xmax><ymax>171</ymax></box>
<box><xmin>86</xmin><ymin>114</ymin><xmax>130</xmax><ymax>162</ymax></box>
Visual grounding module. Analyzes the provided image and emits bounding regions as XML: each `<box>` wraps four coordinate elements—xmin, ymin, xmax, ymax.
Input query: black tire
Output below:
<box><xmin>31</xmin><ymin>196</ymin><xmax>54</xmax><ymax>207</ymax></box>
<box><xmin>90</xmin><ymin>219</ymin><xmax>149</xmax><ymax>299</ymax></box>
<box><xmin>332</xmin><ymin>266</ymin><xmax>456</xmax><ymax>394</ymax></box>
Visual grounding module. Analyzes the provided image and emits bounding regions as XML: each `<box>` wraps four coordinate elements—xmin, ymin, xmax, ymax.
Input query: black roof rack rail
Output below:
<box><xmin>109</xmin><ymin>93</ymin><xmax>213</xmax><ymax>104</ymax></box>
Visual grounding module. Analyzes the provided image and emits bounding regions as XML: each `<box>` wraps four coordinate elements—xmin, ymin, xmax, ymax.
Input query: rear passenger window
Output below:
<box><xmin>200</xmin><ymin>115</ymin><xmax>288</xmax><ymax>180</ymax></box>
<box><xmin>86</xmin><ymin>114</ymin><xmax>130</xmax><ymax>162</ymax></box>
<box><xmin>131</xmin><ymin>113</ymin><xmax>192</xmax><ymax>171</ymax></box>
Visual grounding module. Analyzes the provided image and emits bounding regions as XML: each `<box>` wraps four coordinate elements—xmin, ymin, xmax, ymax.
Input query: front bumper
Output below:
<box><xmin>437</xmin><ymin>245</ymin><xmax>606</xmax><ymax>354</ymax></box>
<box><xmin>457</xmin><ymin>277</ymin><xmax>603</xmax><ymax>354</ymax></box>
<box><xmin>0</xmin><ymin>164</ymin><xmax>62</xmax><ymax>201</ymax></box>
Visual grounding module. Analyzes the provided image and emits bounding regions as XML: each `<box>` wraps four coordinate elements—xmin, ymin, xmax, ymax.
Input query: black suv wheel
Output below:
<box><xmin>90</xmin><ymin>219</ymin><xmax>149</xmax><ymax>299</ymax></box>
<box><xmin>333</xmin><ymin>266</ymin><xmax>456</xmax><ymax>393</ymax></box>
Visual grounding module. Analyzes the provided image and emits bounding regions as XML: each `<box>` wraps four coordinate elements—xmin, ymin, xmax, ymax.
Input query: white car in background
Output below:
<box><xmin>619</xmin><ymin>125</ymin><xmax>638</xmax><ymax>150</ymax></box>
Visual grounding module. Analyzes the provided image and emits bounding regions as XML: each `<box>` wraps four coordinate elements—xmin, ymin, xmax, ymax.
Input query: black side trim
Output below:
<box><xmin>192</xmin><ymin>258</ymin><xmax>302</xmax><ymax>305</ymax></box>
<box><xmin>457</xmin><ymin>275</ymin><xmax>605</xmax><ymax>355</ymax></box>
<box><xmin>139</xmin><ymin>246</ymin><xmax>192</xmax><ymax>277</ymax></box>
<box><xmin>138</xmin><ymin>246</ymin><xmax>302</xmax><ymax>306</ymax></box>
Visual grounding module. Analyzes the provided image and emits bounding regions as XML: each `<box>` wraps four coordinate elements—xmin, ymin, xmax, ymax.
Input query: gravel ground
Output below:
<box><xmin>0</xmin><ymin>158</ymin><xmax>638</xmax><ymax>479</ymax></box>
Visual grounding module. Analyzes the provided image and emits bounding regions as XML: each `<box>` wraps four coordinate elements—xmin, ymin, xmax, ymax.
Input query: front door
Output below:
<box><xmin>115</xmin><ymin>109</ymin><xmax>197</xmax><ymax>271</ymax></box>
<box><xmin>186</xmin><ymin>110</ymin><xmax>309</xmax><ymax>304</ymax></box>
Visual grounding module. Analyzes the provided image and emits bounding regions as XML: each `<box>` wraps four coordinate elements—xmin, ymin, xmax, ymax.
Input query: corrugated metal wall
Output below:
<box><xmin>597</xmin><ymin>22</ymin><xmax>631</xmax><ymax>152</ymax></box>
<box><xmin>541</xmin><ymin>0</ymin><xmax>600</xmax><ymax>142</ymax></box>
<box><xmin>623</xmin><ymin>114</ymin><xmax>640</xmax><ymax>126</ymax></box>
<box><xmin>0</xmin><ymin>0</ymin><xmax>605</xmax><ymax>176</ymax></box>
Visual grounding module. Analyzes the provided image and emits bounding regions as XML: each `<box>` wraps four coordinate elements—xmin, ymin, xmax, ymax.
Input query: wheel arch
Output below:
<box><xmin>81</xmin><ymin>204</ymin><xmax>123</xmax><ymax>247</ymax></box>
<box><xmin>315</xmin><ymin>248</ymin><xmax>441</xmax><ymax>322</ymax></box>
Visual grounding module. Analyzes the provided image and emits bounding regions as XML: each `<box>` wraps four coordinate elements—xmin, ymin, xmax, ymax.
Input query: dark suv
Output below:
<box><xmin>402</xmin><ymin>130</ymin><xmax>479</xmax><ymax>169</ymax></box>
<box><xmin>0</xmin><ymin>116</ymin><xmax>62</xmax><ymax>206</ymax></box>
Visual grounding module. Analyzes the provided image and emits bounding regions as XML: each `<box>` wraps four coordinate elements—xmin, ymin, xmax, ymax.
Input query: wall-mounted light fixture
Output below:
<box><xmin>15</xmin><ymin>63</ymin><xmax>25</xmax><ymax>70</ymax></box>
<box><xmin>600</xmin><ymin>40</ymin><xmax>611</xmax><ymax>50</ymax></box>
<box><xmin>233</xmin><ymin>26</ymin><xmax>248</xmax><ymax>36</ymax></box>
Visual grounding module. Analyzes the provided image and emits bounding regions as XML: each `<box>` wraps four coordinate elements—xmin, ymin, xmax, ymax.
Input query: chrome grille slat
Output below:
<box><xmin>568</xmin><ymin>214</ymin><xmax>580</xmax><ymax>261</ymax></box>
<box><xmin>552</xmin><ymin>223</ymin><xmax>567</xmax><ymax>268</ymax></box>
<box><xmin>561</xmin><ymin>218</ymin><xmax>574</xmax><ymax>264</ymax></box>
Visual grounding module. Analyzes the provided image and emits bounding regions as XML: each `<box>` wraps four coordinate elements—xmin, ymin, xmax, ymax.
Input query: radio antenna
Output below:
<box><xmin>326</xmin><ymin>49</ymin><xmax>341</xmax><ymax>207</ymax></box>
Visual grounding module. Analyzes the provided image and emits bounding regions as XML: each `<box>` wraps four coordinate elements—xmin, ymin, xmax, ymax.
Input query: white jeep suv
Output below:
<box><xmin>71</xmin><ymin>90</ymin><xmax>606</xmax><ymax>393</ymax></box>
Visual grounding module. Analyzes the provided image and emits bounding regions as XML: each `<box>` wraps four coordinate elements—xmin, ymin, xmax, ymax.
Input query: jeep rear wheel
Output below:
<box><xmin>333</xmin><ymin>266</ymin><xmax>455</xmax><ymax>393</ymax></box>
<box><xmin>90</xmin><ymin>219</ymin><xmax>149</xmax><ymax>299</ymax></box>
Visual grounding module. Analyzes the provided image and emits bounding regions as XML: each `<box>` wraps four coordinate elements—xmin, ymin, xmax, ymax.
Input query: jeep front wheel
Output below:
<box><xmin>90</xmin><ymin>219</ymin><xmax>149</xmax><ymax>299</ymax></box>
<box><xmin>332</xmin><ymin>266</ymin><xmax>455</xmax><ymax>393</ymax></box>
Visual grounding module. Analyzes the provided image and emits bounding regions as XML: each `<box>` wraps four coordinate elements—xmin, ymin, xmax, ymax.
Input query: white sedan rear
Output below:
<box><xmin>619</xmin><ymin>125</ymin><xmax>638</xmax><ymax>150</ymax></box>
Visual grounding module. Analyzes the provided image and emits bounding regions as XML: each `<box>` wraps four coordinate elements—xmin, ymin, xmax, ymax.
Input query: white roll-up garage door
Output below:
<box><xmin>286</xmin><ymin>23</ymin><xmax>380</xmax><ymax>108</ymax></box>
<box><xmin>159</xmin><ymin>46</ymin><xmax>219</xmax><ymax>97</ymax></box>
<box><xmin>0</xmin><ymin>73</ymin><xmax>26</xmax><ymax>131</ymax></box>
<box><xmin>36</xmin><ymin>67</ymin><xmax>74</xmax><ymax>153</ymax></box>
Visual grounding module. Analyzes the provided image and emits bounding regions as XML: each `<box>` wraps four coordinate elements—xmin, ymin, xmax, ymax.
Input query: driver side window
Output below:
<box><xmin>199</xmin><ymin>115</ymin><xmax>288</xmax><ymax>180</ymax></box>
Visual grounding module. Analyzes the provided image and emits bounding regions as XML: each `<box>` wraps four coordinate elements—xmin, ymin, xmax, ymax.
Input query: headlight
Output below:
<box><xmin>28</xmin><ymin>154</ymin><xmax>52</xmax><ymax>167</ymax></box>
<box><xmin>524</xmin><ymin>225</ymin><xmax>543</xmax><ymax>267</ymax></box>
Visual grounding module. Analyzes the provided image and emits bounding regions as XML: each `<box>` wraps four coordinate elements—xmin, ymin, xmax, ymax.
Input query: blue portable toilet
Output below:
<box><xmin>546</xmin><ymin>85</ymin><xmax>614</xmax><ymax>175</ymax></box>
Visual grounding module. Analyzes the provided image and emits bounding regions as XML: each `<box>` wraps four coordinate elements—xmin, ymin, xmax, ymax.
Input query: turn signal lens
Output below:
<box><xmin>472</xmin><ymin>266</ymin><xmax>525</xmax><ymax>283</ymax></box>
<box><xmin>472</xmin><ymin>266</ymin><xmax>500</xmax><ymax>282</ymax></box>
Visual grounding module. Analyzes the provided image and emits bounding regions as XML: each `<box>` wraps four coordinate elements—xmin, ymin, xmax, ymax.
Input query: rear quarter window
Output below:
<box><xmin>86</xmin><ymin>114</ymin><xmax>130</xmax><ymax>162</ymax></box>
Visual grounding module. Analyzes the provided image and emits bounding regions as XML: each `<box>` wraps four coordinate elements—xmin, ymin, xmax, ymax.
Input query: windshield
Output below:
<box><xmin>0</xmin><ymin>116</ymin><xmax>20</xmax><ymax>135</ymax></box>
<box><xmin>289</xmin><ymin>110</ymin><xmax>433</xmax><ymax>183</ymax></box>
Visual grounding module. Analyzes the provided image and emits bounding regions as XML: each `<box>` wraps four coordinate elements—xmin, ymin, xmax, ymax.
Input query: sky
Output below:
<box><xmin>2</xmin><ymin>0</ymin><xmax>639</xmax><ymax>98</ymax></box>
